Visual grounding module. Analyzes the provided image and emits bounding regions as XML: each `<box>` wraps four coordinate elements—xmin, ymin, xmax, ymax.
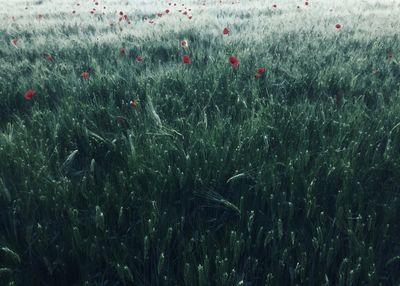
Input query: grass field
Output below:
<box><xmin>1</xmin><ymin>0</ymin><xmax>400</xmax><ymax>285</ymax></box>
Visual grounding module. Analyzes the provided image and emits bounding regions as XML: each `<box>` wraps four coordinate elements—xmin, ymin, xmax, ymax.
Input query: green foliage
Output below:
<box><xmin>1</xmin><ymin>0</ymin><xmax>400</xmax><ymax>285</ymax></box>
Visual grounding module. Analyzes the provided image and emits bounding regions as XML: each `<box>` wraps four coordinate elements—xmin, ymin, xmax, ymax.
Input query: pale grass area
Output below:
<box><xmin>0</xmin><ymin>0</ymin><xmax>399</xmax><ymax>54</ymax></box>
<box><xmin>1</xmin><ymin>0</ymin><xmax>399</xmax><ymax>29</ymax></box>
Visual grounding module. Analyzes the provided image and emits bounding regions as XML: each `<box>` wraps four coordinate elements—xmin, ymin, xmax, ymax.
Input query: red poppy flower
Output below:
<box><xmin>223</xmin><ymin>27</ymin><xmax>229</xmax><ymax>35</ymax></box>
<box><xmin>228</xmin><ymin>56</ymin><xmax>239</xmax><ymax>67</ymax></box>
<box><xmin>46</xmin><ymin>54</ymin><xmax>54</xmax><ymax>61</ymax></box>
<box><xmin>256</xmin><ymin>67</ymin><xmax>265</xmax><ymax>74</ymax></box>
<box><xmin>165</xmin><ymin>9</ymin><xmax>170</xmax><ymax>13</ymax></box>
<box><xmin>183</xmin><ymin>11</ymin><xmax>188</xmax><ymax>15</ymax></box>
<box><xmin>119</xmin><ymin>48</ymin><xmax>126</xmax><ymax>55</ymax></box>
<box><xmin>272</xmin><ymin>4</ymin><xmax>277</xmax><ymax>8</ymax></box>
<box><xmin>81</xmin><ymin>71</ymin><xmax>90</xmax><ymax>79</ymax></box>
<box><xmin>182</xmin><ymin>55</ymin><xmax>190</xmax><ymax>64</ymax></box>
<box><xmin>119</xmin><ymin>11</ymin><xmax>123</xmax><ymax>16</ymax></box>
<box><xmin>158</xmin><ymin>13</ymin><xmax>163</xmax><ymax>17</ymax></box>
<box><xmin>335</xmin><ymin>23</ymin><xmax>342</xmax><ymax>29</ymax></box>
<box><xmin>11</xmin><ymin>38</ymin><xmax>18</xmax><ymax>45</ymax></box>
<box><xmin>136</xmin><ymin>55</ymin><xmax>143</xmax><ymax>62</ymax></box>
<box><xmin>305</xmin><ymin>1</ymin><xmax>309</xmax><ymax>5</ymax></box>
<box><xmin>24</xmin><ymin>89</ymin><xmax>35</xmax><ymax>100</ymax></box>
<box><xmin>130</xmin><ymin>100</ymin><xmax>138</xmax><ymax>108</ymax></box>
<box><xmin>188</xmin><ymin>16</ymin><xmax>192</xmax><ymax>19</ymax></box>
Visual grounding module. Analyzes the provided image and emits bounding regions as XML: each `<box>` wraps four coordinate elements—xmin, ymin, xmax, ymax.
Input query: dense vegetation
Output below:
<box><xmin>1</xmin><ymin>0</ymin><xmax>400</xmax><ymax>285</ymax></box>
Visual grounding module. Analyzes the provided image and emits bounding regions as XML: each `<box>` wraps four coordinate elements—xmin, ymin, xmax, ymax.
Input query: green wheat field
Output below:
<box><xmin>0</xmin><ymin>0</ymin><xmax>400</xmax><ymax>285</ymax></box>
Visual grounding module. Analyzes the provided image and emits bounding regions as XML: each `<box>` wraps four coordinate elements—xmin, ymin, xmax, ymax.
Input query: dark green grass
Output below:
<box><xmin>1</xmin><ymin>1</ymin><xmax>400</xmax><ymax>285</ymax></box>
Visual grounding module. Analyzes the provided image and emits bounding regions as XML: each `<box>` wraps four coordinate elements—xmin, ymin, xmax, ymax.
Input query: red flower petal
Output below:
<box><xmin>81</xmin><ymin>71</ymin><xmax>90</xmax><ymax>79</ymax></box>
<box><xmin>228</xmin><ymin>56</ymin><xmax>239</xmax><ymax>67</ymax></box>
<box><xmin>182</xmin><ymin>55</ymin><xmax>190</xmax><ymax>64</ymax></box>
<box><xmin>130</xmin><ymin>100</ymin><xmax>138</xmax><ymax>108</ymax></box>
<box><xmin>24</xmin><ymin>89</ymin><xmax>35</xmax><ymax>100</ymax></box>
